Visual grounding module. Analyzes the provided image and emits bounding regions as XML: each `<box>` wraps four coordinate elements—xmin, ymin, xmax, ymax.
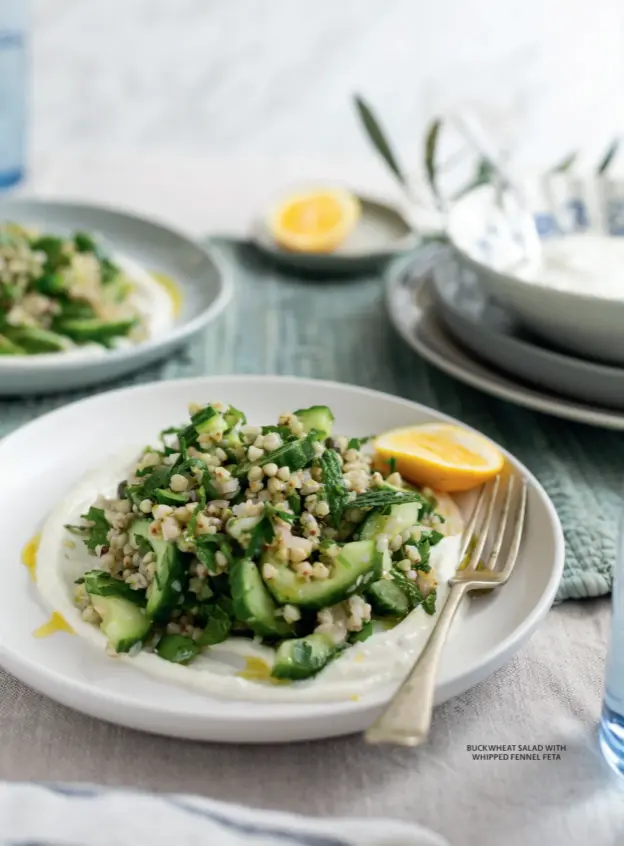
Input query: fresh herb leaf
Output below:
<box><xmin>199</xmin><ymin>601</ymin><xmax>232</xmax><ymax>646</ymax></box>
<box><xmin>246</xmin><ymin>516</ymin><xmax>275</xmax><ymax>559</ymax></box>
<box><xmin>598</xmin><ymin>138</ymin><xmax>619</xmax><ymax>175</ymax></box>
<box><xmin>392</xmin><ymin>569</ymin><xmax>424</xmax><ymax>610</ymax></box>
<box><xmin>354</xmin><ymin>94</ymin><xmax>408</xmax><ymax>189</ymax></box>
<box><xmin>79</xmin><ymin>506</ymin><xmax>110</xmax><ymax>551</ymax></box>
<box><xmin>352</xmin><ymin>489</ymin><xmax>427</xmax><ymax>511</ymax></box>
<box><xmin>424</xmin><ymin>118</ymin><xmax>442</xmax><ymax>200</ymax></box>
<box><xmin>320</xmin><ymin>449</ymin><xmax>350</xmax><ymax>528</ymax></box>
<box><xmin>262</xmin><ymin>424</ymin><xmax>295</xmax><ymax>441</ymax></box>
<box><xmin>551</xmin><ymin>151</ymin><xmax>577</xmax><ymax>174</ymax></box>
<box><xmin>127</xmin><ymin>465</ymin><xmax>172</xmax><ymax>503</ymax></box>
<box><xmin>264</xmin><ymin>503</ymin><xmax>296</xmax><ymax>524</ymax></box>
<box><xmin>347</xmin><ymin>435</ymin><xmax>374</xmax><ymax>450</ymax></box>
<box><xmin>288</xmin><ymin>493</ymin><xmax>302</xmax><ymax>516</ymax></box>
<box><xmin>428</xmin><ymin>529</ymin><xmax>444</xmax><ymax>546</ymax></box>
<box><xmin>224</xmin><ymin>405</ymin><xmax>246</xmax><ymax>429</ymax></box>
<box><xmin>422</xmin><ymin>589</ymin><xmax>437</xmax><ymax>615</ymax></box>
<box><xmin>388</xmin><ymin>457</ymin><xmax>397</xmax><ymax>474</ymax></box>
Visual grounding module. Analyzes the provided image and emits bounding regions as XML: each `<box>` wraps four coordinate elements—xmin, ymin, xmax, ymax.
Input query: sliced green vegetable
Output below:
<box><xmin>0</xmin><ymin>333</ymin><xmax>25</xmax><ymax>355</ymax></box>
<box><xmin>90</xmin><ymin>594</ymin><xmax>150</xmax><ymax>653</ymax></box>
<box><xmin>319</xmin><ymin>449</ymin><xmax>349</xmax><ymax>528</ymax></box>
<box><xmin>132</xmin><ymin>519</ymin><xmax>186</xmax><ymax>622</ymax></box>
<box><xmin>359</xmin><ymin>501</ymin><xmax>421</xmax><ymax>542</ymax></box>
<box><xmin>294</xmin><ymin>405</ymin><xmax>335</xmax><ymax>438</ymax></box>
<box><xmin>156</xmin><ymin>634</ymin><xmax>200</xmax><ymax>664</ymax></box>
<box><xmin>367</xmin><ymin>578</ymin><xmax>409</xmax><ymax>617</ymax></box>
<box><xmin>235</xmin><ymin>436</ymin><xmax>316</xmax><ymax>478</ymax></box>
<box><xmin>265</xmin><ymin>540</ymin><xmax>382</xmax><ymax>609</ymax></box>
<box><xmin>272</xmin><ymin>633</ymin><xmax>335</xmax><ymax>680</ymax></box>
<box><xmin>350</xmin><ymin>620</ymin><xmax>375</xmax><ymax>643</ymax></box>
<box><xmin>153</xmin><ymin>488</ymin><xmax>188</xmax><ymax>507</ymax></box>
<box><xmin>230</xmin><ymin>558</ymin><xmax>294</xmax><ymax>637</ymax></box>
<box><xmin>52</xmin><ymin>317</ymin><xmax>137</xmax><ymax>344</ymax></box>
<box><xmin>3</xmin><ymin>325</ymin><xmax>68</xmax><ymax>353</ymax></box>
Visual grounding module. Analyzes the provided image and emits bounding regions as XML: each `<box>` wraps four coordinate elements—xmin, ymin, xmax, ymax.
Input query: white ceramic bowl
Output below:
<box><xmin>446</xmin><ymin>179</ymin><xmax>624</xmax><ymax>365</ymax></box>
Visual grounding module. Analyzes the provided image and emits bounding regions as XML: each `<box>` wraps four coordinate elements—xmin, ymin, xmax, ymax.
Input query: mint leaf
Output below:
<box><xmin>79</xmin><ymin>506</ymin><xmax>110</xmax><ymax>551</ymax></box>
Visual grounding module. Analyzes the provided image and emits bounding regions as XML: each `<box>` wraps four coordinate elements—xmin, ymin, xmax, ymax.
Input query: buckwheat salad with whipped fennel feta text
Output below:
<box><xmin>37</xmin><ymin>401</ymin><xmax>464</xmax><ymax>698</ymax></box>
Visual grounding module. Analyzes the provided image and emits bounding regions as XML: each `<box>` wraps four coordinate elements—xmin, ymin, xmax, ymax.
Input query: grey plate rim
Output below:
<box><xmin>0</xmin><ymin>197</ymin><xmax>234</xmax><ymax>372</ymax></box>
<box><xmin>432</xmin><ymin>256</ymin><xmax>624</xmax><ymax>377</ymax></box>
<box><xmin>384</xmin><ymin>251</ymin><xmax>624</xmax><ymax>430</ymax></box>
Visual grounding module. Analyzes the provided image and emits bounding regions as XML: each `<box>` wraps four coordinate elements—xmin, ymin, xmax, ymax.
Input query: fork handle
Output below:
<box><xmin>365</xmin><ymin>581</ymin><xmax>468</xmax><ymax>746</ymax></box>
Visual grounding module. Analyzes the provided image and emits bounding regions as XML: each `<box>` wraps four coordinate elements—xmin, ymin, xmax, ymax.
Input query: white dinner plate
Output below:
<box><xmin>0</xmin><ymin>375</ymin><xmax>563</xmax><ymax>743</ymax></box>
<box><xmin>0</xmin><ymin>199</ymin><xmax>232</xmax><ymax>394</ymax></box>
<box><xmin>386</xmin><ymin>253</ymin><xmax>624</xmax><ymax>431</ymax></box>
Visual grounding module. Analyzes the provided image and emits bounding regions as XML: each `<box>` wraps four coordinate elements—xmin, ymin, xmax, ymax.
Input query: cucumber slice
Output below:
<box><xmin>3</xmin><ymin>325</ymin><xmax>69</xmax><ymax>353</ymax></box>
<box><xmin>230</xmin><ymin>558</ymin><xmax>294</xmax><ymax>637</ymax></box>
<box><xmin>367</xmin><ymin>579</ymin><xmax>409</xmax><ymax>617</ymax></box>
<box><xmin>359</xmin><ymin>502</ymin><xmax>421</xmax><ymax>541</ymax></box>
<box><xmin>272</xmin><ymin>633</ymin><xmax>335</xmax><ymax>680</ymax></box>
<box><xmin>0</xmin><ymin>333</ymin><xmax>25</xmax><ymax>355</ymax></box>
<box><xmin>53</xmin><ymin>317</ymin><xmax>137</xmax><ymax>343</ymax></box>
<box><xmin>132</xmin><ymin>519</ymin><xmax>185</xmax><ymax>622</ymax></box>
<box><xmin>156</xmin><ymin>634</ymin><xmax>200</xmax><ymax>664</ymax></box>
<box><xmin>153</xmin><ymin>488</ymin><xmax>188</xmax><ymax>507</ymax></box>
<box><xmin>226</xmin><ymin>514</ymin><xmax>262</xmax><ymax>543</ymax></box>
<box><xmin>294</xmin><ymin>405</ymin><xmax>335</xmax><ymax>438</ymax></box>
<box><xmin>264</xmin><ymin>540</ymin><xmax>382</xmax><ymax>609</ymax></box>
<box><xmin>83</xmin><ymin>569</ymin><xmax>146</xmax><ymax>606</ymax></box>
<box><xmin>90</xmin><ymin>594</ymin><xmax>150</xmax><ymax>653</ymax></box>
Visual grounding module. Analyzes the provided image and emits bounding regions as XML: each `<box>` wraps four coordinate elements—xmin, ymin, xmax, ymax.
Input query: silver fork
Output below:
<box><xmin>365</xmin><ymin>471</ymin><xmax>528</xmax><ymax>747</ymax></box>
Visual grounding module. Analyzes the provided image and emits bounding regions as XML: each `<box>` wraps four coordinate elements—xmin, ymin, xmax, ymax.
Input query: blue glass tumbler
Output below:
<box><xmin>600</xmin><ymin>510</ymin><xmax>624</xmax><ymax>776</ymax></box>
<box><xmin>0</xmin><ymin>0</ymin><xmax>27</xmax><ymax>189</ymax></box>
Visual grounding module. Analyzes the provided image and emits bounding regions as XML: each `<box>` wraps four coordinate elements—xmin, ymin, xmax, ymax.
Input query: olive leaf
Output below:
<box><xmin>550</xmin><ymin>151</ymin><xmax>577</xmax><ymax>174</ymax></box>
<box><xmin>424</xmin><ymin>118</ymin><xmax>442</xmax><ymax>200</ymax></box>
<box><xmin>353</xmin><ymin>94</ymin><xmax>408</xmax><ymax>188</ymax></box>
<box><xmin>452</xmin><ymin>157</ymin><xmax>495</xmax><ymax>200</ymax></box>
<box><xmin>598</xmin><ymin>138</ymin><xmax>619</xmax><ymax>175</ymax></box>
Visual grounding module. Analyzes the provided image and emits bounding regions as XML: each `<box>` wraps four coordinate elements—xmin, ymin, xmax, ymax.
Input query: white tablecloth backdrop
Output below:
<box><xmin>2</xmin><ymin>152</ymin><xmax>624</xmax><ymax>846</ymax></box>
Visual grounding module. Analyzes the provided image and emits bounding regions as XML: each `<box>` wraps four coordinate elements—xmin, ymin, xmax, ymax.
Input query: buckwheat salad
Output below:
<box><xmin>0</xmin><ymin>222</ymin><xmax>172</xmax><ymax>356</ymax></box>
<box><xmin>36</xmin><ymin>402</ymin><xmax>465</xmax><ymax>702</ymax></box>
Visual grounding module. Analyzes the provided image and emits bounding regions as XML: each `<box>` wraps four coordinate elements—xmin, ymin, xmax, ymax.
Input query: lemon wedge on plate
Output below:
<box><xmin>268</xmin><ymin>188</ymin><xmax>361</xmax><ymax>253</ymax></box>
<box><xmin>374</xmin><ymin>423</ymin><xmax>505</xmax><ymax>492</ymax></box>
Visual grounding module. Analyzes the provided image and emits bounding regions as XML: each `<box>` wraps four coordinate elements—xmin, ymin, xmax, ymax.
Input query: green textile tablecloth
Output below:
<box><xmin>0</xmin><ymin>239</ymin><xmax>618</xmax><ymax>601</ymax></box>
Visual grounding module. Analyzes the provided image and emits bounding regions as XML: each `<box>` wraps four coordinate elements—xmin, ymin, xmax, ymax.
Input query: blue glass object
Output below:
<box><xmin>0</xmin><ymin>0</ymin><xmax>27</xmax><ymax>189</ymax></box>
<box><xmin>600</xmin><ymin>510</ymin><xmax>624</xmax><ymax>777</ymax></box>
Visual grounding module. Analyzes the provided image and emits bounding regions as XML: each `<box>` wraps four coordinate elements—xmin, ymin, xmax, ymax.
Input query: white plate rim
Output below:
<box><xmin>0</xmin><ymin>197</ymin><xmax>234</xmax><ymax>372</ymax></box>
<box><xmin>0</xmin><ymin>374</ymin><xmax>564</xmax><ymax>742</ymax></box>
<box><xmin>385</xmin><ymin>254</ymin><xmax>624</xmax><ymax>431</ymax></box>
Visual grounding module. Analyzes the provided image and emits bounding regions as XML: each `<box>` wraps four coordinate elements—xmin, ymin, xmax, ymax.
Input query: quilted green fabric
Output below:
<box><xmin>0</xmin><ymin>239</ymin><xmax>616</xmax><ymax>601</ymax></box>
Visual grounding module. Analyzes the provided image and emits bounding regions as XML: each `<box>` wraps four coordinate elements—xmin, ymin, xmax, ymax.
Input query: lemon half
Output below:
<box><xmin>268</xmin><ymin>188</ymin><xmax>360</xmax><ymax>253</ymax></box>
<box><xmin>374</xmin><ymin>423</ymin><xmax>505</xmax><ymax>492</ymax></box>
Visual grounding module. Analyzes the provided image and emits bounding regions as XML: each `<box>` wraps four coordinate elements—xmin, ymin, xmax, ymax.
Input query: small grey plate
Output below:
<box><xmin>252</xmin><ymin>193</ymin><xmax>416</xmax><ymax>273</ymax></box>
<box><xmin>0</xmin><ymin>198</ymin><xmax>232</xmax><ymax>395</ymax></box>
<box><xmin>428</xmin><ymin>253</ymin><xmax>624</xmax><ymax>411</ymax></box>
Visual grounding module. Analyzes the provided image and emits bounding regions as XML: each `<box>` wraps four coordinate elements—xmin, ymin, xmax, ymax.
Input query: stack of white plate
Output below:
<box><xmin>385</xmin><ymin>180</ymin><xmax>624</xmax><ymax>430</ymax></box>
